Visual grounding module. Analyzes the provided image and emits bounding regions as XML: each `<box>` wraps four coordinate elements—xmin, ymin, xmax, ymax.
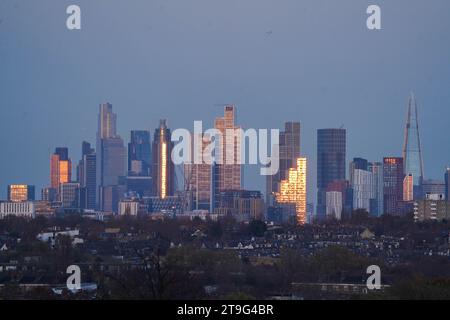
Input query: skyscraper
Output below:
<box><xmin>266</xmin><ymin>121</ymin><xmax>301</xmax><ymax>205</ymax></box>
<box><xmin>96</xmin><ymin>103</ymin><xmax>126</xmax><ymax>211</ymax></box>
<box><xmin>316</xmin><ymin>128</ymin><xmax>346</xmax><ymax>220</ymax></box>
<box><xmin>213</xmin><ymin>105</ymin><xmax>242</xmax><ymax>206</ymax></box>
<box><xmin>383</xmin><ymin>157</ymin><xmax>404</xmax><ymax>215</ymax></box>
<box><xmin>184</xmin><ymin>132</ymin><xmax>213</xmax><ymax>211</ymax></box>
<box><xmin>275</xmin><ymin>157</ymin><xmax>307</xmax><ymax>225</ymax></box>
<box><xmin>77</xmin><ymin>141</ymin><xmax>96</xmax><ymax>210</ymax></box>
<box><xmin>128</xmin><ymin>130</ymin><xmax>151</xmax><ymax>176</ymax></box>
<box><xmin>152</xmin><ymin>119</ymin><xmax>174</xmax><ymax>199</ymax></box>
<box><xmin>213</xmin><ymin>105</ymin><xmax>242</xmax><ymax>208</ymax></box>
<box><xmin>402</xmin><ymin>93</ymin><xmax>424</xmax><ymax>199</ymax></box>
<box><xmin>76</xmin><ymin>141</ymin><xmax>94</xmax><ymax>185</ymax></box>
<box><xmin>50</xmin><ymin>147</ymin><xmax>72</xmax><ymax>200</ymax></box>
<box><xmin>368</xmin><ymin>162</ymin><xmax>384</xmax><ymax>216</ymax></box>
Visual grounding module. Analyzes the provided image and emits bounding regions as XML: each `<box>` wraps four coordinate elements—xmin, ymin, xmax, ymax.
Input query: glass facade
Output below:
<box><xmin>316</xmin><ymin>128</ymin><xmax>346</xmax><ymax>220</ymax></box>
<box><xmin>402</xmin><ymin>93</ymin><xmax>424</xmax><ymax>198</ymax></box>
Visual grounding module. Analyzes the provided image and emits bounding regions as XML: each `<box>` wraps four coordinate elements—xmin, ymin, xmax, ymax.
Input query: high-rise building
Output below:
<box><xmin>128</xmin><ymin>130</ymin><xmax>151</xmax><ymax>176</ymax></box>
<box><xmin>76</xmin><ymin>141</ymin><xmax>96</xmax><ymax>210</ymax></box>
<box><xmin>326</xmin><ymin>180</ymin><xmax>353</xmax><ymax>220</ymax></box>
<box><xmin>349</xmin><ymin>157</ymin><xmax>368</xmax><ymax>186</ymax></box>
<box><xmin>7</xmin><ymin>185</ymin><xmax>35</xmax><ymax>202</ymax></box>
<box><xmin>266</xmin><ymin>122</ymin><xmax>301</xmax><ymax>205</ymax></box>
<box><xmin>368</xmin><ymin>162</ymin><xmax>384</xmax><ymax>216</ymax></box>
<box><xmin>213</xmin><ymin>105</ymin><xmax>242</xmax><ymax>208</ymax></box>
<box><xmin>316</xmin><ymin>128</ymin><xmax>346</xmax><ymax>220</ymax></box>
<box><xmin>50</xmin><ymin>147</ymin><xmax>72</xmax><ymax>200</ymax></box>
<box><xmin>402</xmin><ymin>93</ymin><xmax>424</xmax><ymax>199</ymax></box>
<box><xmin>403</xmin><ymin>174</ymin><xmax>414</xmax><ymax>201</ymax></box>
<box><xmin>326</xmin><ymin>191</ymin><xmax>342</xmax><ymax>220</ymax></box>
<box><xmin>152</xmin><ymin>119</ymin><xmax>174</xmax><ymax>199</ymax></box>
<box><xmin>184</xmin><ymin>132</ymin><xmax>213</xmax><ymax>211</ymax></box>
<box><xmin>383</xmin><ymin>157</ymin><xmax>404</xmax><ymax>215</ymax></box>
<box><xmin>351</xmin><ymin>167</ymin><xmax>374</xmax><ymax>213</ymax></box>
<box><xmin>445</xmin><ymin>168</ymin><xmax>450</xmax><ymax>200</ymax></box>
<box><xmin>275</xmin><ymin>157</ymin><xmax>307</xmax><ymax>225</ymax></box>
<box><xmin>96</xmin><ymin>103</ymin><xmax>126</xmax><ymax>211</ymax></box>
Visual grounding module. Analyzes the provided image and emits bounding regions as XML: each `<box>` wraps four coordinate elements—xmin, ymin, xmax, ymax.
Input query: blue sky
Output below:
<box><xmin>1</xmin><ymin>0</ymin><xmax>450</xmax><ymax>202</ymax></box>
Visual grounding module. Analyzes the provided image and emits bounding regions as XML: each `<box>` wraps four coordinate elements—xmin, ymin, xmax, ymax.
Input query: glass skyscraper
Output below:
<box><xmin>152</xmin><ymin>119</ymin><xmax>174</xmax><ymax>199</ymax></box>
<box><xmin>383</xmin><ymin>157</ymin><xmax>404</xmax><ymax>215</ymax></box>
<box><xmin>266</xmin><ymin>121</ymin><xmax>301</xmax><ymax>205</ymax></box>
<box><xmin>402</xmin><ymin>93</ymin><xmax>424</xmax><ymax>199</ymax></box>
<box><xmin>316</xmin><ymin>128</ymin><xmax>346</xmax><ymax>220</ymax></box>
<box><xmin>128</xmin><ymin>130</ymin><xmax>152</xmax><ymax>177</ymax></box>
<box><xmin>96</xmin><ymin>103</ymin><xmax>126</xmax><ymax>211</ymax></box>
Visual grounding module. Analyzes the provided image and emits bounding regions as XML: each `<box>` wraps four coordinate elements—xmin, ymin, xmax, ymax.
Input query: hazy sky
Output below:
<box><xmin>1</xmin><ymin>0</ymin><xmax>450</xmax><ymax>202</ymax></box>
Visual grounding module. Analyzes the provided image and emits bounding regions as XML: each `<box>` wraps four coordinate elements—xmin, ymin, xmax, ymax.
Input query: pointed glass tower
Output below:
<box><xmin>402</xmin><ymin>93</ymin><xmax>424</xmax><ymax>199</ymax></box>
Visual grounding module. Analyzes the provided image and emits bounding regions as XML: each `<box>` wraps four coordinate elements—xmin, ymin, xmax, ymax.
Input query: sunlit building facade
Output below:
<box><xmin>368</xmin><ymin>162</ymin><xmax>384</xmax><ymax>216</ymax></box>
<box><xmin>50</xmin><ymin>147</ymin><xmax>72</xmax><ymax>201</ymax></box>
<box><xmin>185</xmin><ymin>132</ymin><xmax>213</xmax><ymax>211</ymax></box>
<box><xmin>152</xmin><ymin>119</ymin><xmax>174</xmax><ymax>199</ymax></box>
<box><xmin>7</xmin><ymin>185</ymin><xmax>35</xmax><ymax>202</ymax></box>
<box><xmin>266</xmin><ymin>121</ymin><xmax>301</xmax><ymax>205</ymax></box>
<box><xmin>403</xmin><ymin>174</ymin><xmax>414</xmax><ymax>201</ymax></box>
<box><xmin>128</xmin><ymin>130</ymin><xmax>152</xmax><ymax>177</ymax></box>
<box><xmin>275</xmin><ymin>157</ymin><xmax>307</xmax><ymax>225</ymax></box>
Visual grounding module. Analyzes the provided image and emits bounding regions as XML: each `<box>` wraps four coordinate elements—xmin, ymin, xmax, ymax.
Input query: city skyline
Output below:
<box><xmin>1</xmin><ymin>92</ymin><xmax>450</xmax><ymax>207</ymax></box>
<box><xmin>2</xmin><ymin>1</ymin><xmax>450</xmax><ymax>203</ymax></box>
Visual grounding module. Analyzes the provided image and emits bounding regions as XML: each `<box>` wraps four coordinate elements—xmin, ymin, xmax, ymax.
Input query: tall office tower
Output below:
<box><xmin>350</xmin><ymin>167</ymin><xmax>374</xmax><ymax>213</ymax></box>
<box><xmin>445</xmin><ymin>168</ymin><xmax>450</xmax><ymax>200</ymax></box>
<box><xmin>316</xmin><ymin>128</ymin><xmax>346</xmax><ymax>220</ymax></box>
<box><xmin>7</xmin><ymin>185</ymin><xmax>35</xmax><ymax>202</ymax></box>
<box><xmin>349</xmin><ymin>157</ymin><xmax>368</xmax><ymax>186</ymax></box>
<box><xmin>184</xmin><ymin>132</ymin><xmax>213</xmax><ymax>211</ymax></box>
<box><xmin>368</xmin><ymin>162</ymin><xmax>384</xmax><ymax>216</ymax></box>
<box><xmin>128</xmin><ymin>130</ymin><xmax>151</xmax><ymax>176</ymax></box>
<box><xmin>402</xmin><ymin>93</ymin><xmax>424</xmax><ymax>200</ymax></box>
<box><xmin>383</xmin><ymin>157</ymin><xmax>404</xmax><ymax>215</ymax></box>
<box><xmin>76</xmin><ymin>141</ymin><xmax>94</xmax><ymax>184</ymax></box>
<box><xmin>266</xmin><ymin>122</ymin><xmax>301</xmax><ymax>205</ymax></box>
<box><xmin>326</xmin><ymin>191</ymin><xmax>343</xmax><ymax>220</ymax></box>
<box><xmin>213</xmin><ymin>105</ymin><xmax>242</xmax><ymax>208</ymax></box>
<box><xmin>403</xmin><ymin>174</ymin><xmax>414</xmax><ymax>201</ymax></box>
<box><xmin>50</xmin><ymin>147</ymin><xmax>72</xmax><ymax>200</ymax></box>
<box><xmin>275</xmin><ymin>158</ymin><xmax>307</xmax><ymax>225</ymax></box>
<box><xmin>96</xmin><ymin>103</ymin><xmax>126</xmax><ymax>211</ymax></box>
<box><xmin>152</xmin><ymin>119</ymin><xmax>174</xmax><ymax>199</ymax></box>
<box><xmin>76</xmin><ymin>141</ymin><xmax>96</xmax><ymax>209</ymax></box>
